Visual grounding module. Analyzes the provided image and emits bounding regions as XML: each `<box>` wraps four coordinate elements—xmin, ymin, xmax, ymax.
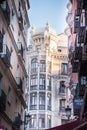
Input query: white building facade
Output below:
<box><xmin>27</xmin><ymin>23</ymin><xmax>68</xmax><ymax>130</ymax></box>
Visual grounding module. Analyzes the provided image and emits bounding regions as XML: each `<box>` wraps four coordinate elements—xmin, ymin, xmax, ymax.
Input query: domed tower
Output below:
<box><xmin>27</xmin><ymin>23</ymin><xmax>68</xmax><ymax>129</ymax></box>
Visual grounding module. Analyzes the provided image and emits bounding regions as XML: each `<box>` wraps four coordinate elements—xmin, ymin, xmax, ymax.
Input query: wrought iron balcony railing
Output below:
<box><xmin>78</xmin><ymin>26</ymin><xmax>85</xmax><ymax>44</ymax></box>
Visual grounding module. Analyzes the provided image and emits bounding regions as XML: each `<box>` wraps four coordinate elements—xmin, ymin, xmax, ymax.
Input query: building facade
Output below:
<box><xmin>0</xmin><ymin>0</ymin><xmax>30</xmax><ymax>130</ymax></box>
<box><xmin>66</xmin><ymin>0</ymin><xmax>87</xmax><ymax>122</ymax></box>
<box><xmin>27</xmin><ymin>23</ymin><xmax>68</xmax><ymax>130</ymax></box>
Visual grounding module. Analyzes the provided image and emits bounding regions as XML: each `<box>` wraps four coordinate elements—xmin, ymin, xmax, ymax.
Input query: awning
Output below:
<box><xmin>0</xmin><ymin>126</ymin><xmax>4</xmax><ymax>130</ymax></box>
<box><xmin>46</xmin><ymin>119</ymin><xmax>83</xmax><ymax>130</ymax></box>
<box><xmin>72</xmin><ymin>121</ymin><xmax>87</xmax><ymax>130</ymax></box>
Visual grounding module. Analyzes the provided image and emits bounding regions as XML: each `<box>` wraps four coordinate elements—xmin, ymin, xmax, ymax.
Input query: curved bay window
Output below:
<box><xmin>38</xmin><ymin>114</ymin><xmax>45</xmax><ymax>128</ymax></box>
<box><xmin>39</xmin><ymin>92</ymin><xmax>45</xmax><ymax>110</ymax></box>
<box><xmin>31</xmin><ymin>58</ymin><xmax>38</xmax><ymax>73</ymax></box>
<box><xmin>30</xmin><ymin>93</ymin><xmax>37</xmax><ymax>110</ymax></box>
<box><xmin>29</xmin><ymin>114</ymin><xmax>37</xmax><ymax>128</ymax></box>
<box><xmin>40</xmin><ymin>60</ymin><xmax>46</xmax><ymax>72</ymax></box>
<box><xmin>30</xmin><ymin>75</ymin><xmax>38</xmax><ymax>90</ymax></box>
<box><xmin>59</xmin><ymin>81</ymin><xmax>65</xmax><ymax>93</ymax></box>
<box><xmin>39</xmin><ymin>74</ymin><xmax>45</xmax><ymax>90</ymax></box>
<box><xmin>47</xmin><ymin>93</ymin><xmax>51</xmax><ymax>110</ymax></box>
<box><xmin>47</xmin><ymin>75</ymin><xmax>51</xmax><ymax>90</ymax></box>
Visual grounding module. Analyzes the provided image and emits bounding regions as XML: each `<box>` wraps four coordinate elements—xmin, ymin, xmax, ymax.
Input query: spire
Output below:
<box><xmin>45</xmin><ymin>22</ymin><xmax>50</xmax><ymax>31</ymax></box>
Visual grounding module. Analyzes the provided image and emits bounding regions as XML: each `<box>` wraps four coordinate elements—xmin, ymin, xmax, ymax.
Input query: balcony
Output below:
<box><xmin>0</xmin><ymin>89</ymin><xmax>6</xmax><ymax>111</ymax></box>
<box><xmin>72</xmin><ymin>60</ymin><xmax>79</xmax><ymax>73</ymax></box>
<box><xmin>31</xmin><ymin>68</ymin><xmax>38</xmax><ymax>74</ymax></box>
<box><xmin>16</xmin><ymin>77</ymin><xmax>23</xmax><ymax>93</ymax></box>
<box><xmin>74</xmin><ymin>14</ymin><xmax>80</xmax><ymax>33</ymax></box>
<box><xmin>13</xmin><ymin>113</ymin><xmax>21</xmax><ymax>129</ymax></box>
<box><xmin>30</xmin><ymin>105</ymin><xmax>37</xmax><ymax>110</ymax></box>
<box><xmin>0</xmin><ymin>44</ymin><xmax>11</xmax><ymax>67</ymax></box>
<box><xmin>73</xmin><ymin>46</ymin><xmax>82</xmax><ymax>60</ymax></box>
<box><xmin>39</xmin><ymin>105</ymin><xmax>45</xmax><ymax>110</ymax></box>
<box><xmin>78</xmin><ymin>26</ymin><xmax>85</xmax><ymax>44</ymax></box>
<box><xmin>75</xmin><ymin>0</ymin><xmax>83</xmax><ymax>16</ymax></box>
<box><xmin>30</xmin><ymin>85</ymin><xmax>37</xmax><ymax>90</ymax></box>
<box><xmin>0</xmin><ymin>0</ymin><xmax>10</xmax><ymax>25</ymax></box>
<box><xmin>39</xmin><ymin>85</ymin><xmax>45</xmax><ymax>90</ymax></box>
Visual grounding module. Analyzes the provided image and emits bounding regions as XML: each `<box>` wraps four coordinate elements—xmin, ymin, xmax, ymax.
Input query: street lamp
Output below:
<box><xmin>65</xmin><ymin>105</ymin><xmax>71</xmax><ymax>121</ymax></box>
<box><xmin>24</xmin><ymin>112</ymin><xmax>31</xmax><ymax>130</ymax></box>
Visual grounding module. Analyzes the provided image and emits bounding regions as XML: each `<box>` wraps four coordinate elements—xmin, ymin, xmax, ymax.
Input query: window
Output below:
<box><xmin>80</xmin><ymin>76</ymin><xmax>86</xmax><ymax>85</ymax></box>
<box><xmin>59</xmin><ymin>81</ymin><xmax>65</xmax><ymax>93</ymax></box>
<box><xmin>58</xmin><ymin>49</ymin><xmax>62</xmax><ymax>52</ymax></box>
<box><xmin>39</xmin><ymin>74</ymin><xmax>45</xmax><ymax>90</ymax></box>
<box><xmin>47</xmin><ymin>93</ymin><xmax>51</xmax><ymax>110</ymax></box>
<box><xmin>47</xmin><ymin>115</ymin><xmax>51</xmax><ymax>128</ymax></box>
<box><xmin>39</xmin><ymin>92</ymin><xmax>45</xmax><ymax>110</ymax></box>
<box><xmin>30</xmin><ymin>75</ymin><xmax>38</xmax><ymax>90</ymax></box>
<box><xmin>30</xmin><ymin>114</ymin><xmax>37</xmax><ymax>128</ymax></box>
<box><xmin>61</xmin><ymin>63</ymin><xmax>68</xmax><ymax>75</ymax></box>
<box><xmin>60</xmin><ymin>99</ymin><xmax>65</xmax><ymax>112</ymax></box>
<box><xmin>31</xmin><ymin>58</ymin><xmax>38</xmax><ymax>73</ymax></box>
<box><xmin>40</xmin><ymin>60</ymin><xmax>46</xmax><ymax>72</ymax></box>
<box><xmin>39</xmin><ymin>114</ymin><xmax>45</xmax><ymax>128</ymax></box>
<box><xmin>30</xmin><ymin>93</ymin><xmax>37</xmax><ymax>110</ymax></box>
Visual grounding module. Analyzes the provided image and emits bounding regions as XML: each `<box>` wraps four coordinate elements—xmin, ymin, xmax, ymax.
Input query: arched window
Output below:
<box><xmin>31</xmin><ymin>58</ymin><xmax>38</xmax><ymax>73</ymax></box>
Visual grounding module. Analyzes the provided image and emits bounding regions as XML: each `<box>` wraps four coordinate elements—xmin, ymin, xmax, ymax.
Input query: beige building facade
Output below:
<box><xmin>27</xmin><ymin>23</ymin><xmax>68</xmax><ymax>130</ymax></box>
<box><xmin>0</xmin><ymin>0</ymin><xmax>30</xmax><ymax>130</ymax></box>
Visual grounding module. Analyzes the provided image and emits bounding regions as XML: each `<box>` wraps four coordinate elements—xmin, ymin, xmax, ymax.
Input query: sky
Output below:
<box><xmin>28</xmin><ymin>0</ymin><xmax>69</xmax><ymax>35</ymax></box>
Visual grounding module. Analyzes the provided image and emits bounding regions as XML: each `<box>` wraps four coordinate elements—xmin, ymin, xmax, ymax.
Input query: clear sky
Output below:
<box><xmin>29</xmin><ymin>0</ymin><xmax>69</xmax><ymax>35</ymax></box>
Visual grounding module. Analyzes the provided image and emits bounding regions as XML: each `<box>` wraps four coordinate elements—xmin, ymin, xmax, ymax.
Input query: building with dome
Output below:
<box><xmin>26</xmin><ymin>23</ymin><xmax>68</xmax><ymax>130</ymax></box>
